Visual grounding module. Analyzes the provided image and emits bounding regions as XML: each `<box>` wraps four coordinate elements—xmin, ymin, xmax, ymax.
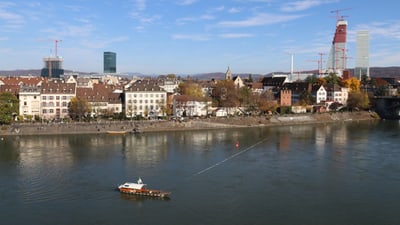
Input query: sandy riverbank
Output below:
<box><xmin>0</xmin><ymin>111</ymin><xmax>379</xmax><ymax>136</ymax></box>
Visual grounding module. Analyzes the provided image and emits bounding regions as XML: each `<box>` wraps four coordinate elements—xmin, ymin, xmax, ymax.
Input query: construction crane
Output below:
<box><xmin>54</xmin><ymin>39</ymin><xmax>62</xmax><ymax>57</ymax></box>
<box><xmin>306</xmin><ymin>59</ymin><xmax>322</xmax><ymax>77</ymax></box>
<box><xmin>330</xmin><ymin>8</ymin><xmax>351</xmax><ymax>21</ymax></box>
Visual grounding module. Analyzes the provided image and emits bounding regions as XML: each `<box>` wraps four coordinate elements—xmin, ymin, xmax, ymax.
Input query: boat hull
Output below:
<box><xmin>119</xmin><ymin>187</ymin><xmax>170</xmax><ymax>198</ymax></box>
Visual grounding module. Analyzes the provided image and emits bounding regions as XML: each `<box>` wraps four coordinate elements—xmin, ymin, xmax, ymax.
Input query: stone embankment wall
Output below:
<box><xmin>0</xmin><ymin>111</ymin><xmax>378</xmax><ymax>136</ymax></box>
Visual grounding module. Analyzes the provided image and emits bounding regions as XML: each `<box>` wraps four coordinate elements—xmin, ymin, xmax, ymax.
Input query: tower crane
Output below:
<box><xmin>330</xmin><ymin>8</ymin><xmax>351</xmax><ymax>21</ymax></box>
<box><xmin>54</xmin><ymin>39</ymin><xmax>62</xmax><ymax>57</ymax></box>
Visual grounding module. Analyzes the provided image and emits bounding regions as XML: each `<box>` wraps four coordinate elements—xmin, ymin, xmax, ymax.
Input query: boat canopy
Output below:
<box><xmin>121</xmin><ymin>182</ymin><xmax>146</xmax><ymax>190</ymax></box>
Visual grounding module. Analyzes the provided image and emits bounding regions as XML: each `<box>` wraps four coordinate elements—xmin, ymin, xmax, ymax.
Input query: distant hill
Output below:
<box><xmin>1</xmin><ymin>67</ymin><xmax>399</xmax><ymax>80</ymax></box>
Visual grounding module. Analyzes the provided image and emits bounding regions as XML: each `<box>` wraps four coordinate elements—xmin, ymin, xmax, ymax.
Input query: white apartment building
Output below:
<box><xmin>159</xmin><ymin>78</ymin><xmax>179</xmax><ymax>93</ymax></box>
<box><xmin>326</xmin><ymin>84</ymin><xmax>349</xmax><ymax>105</ymax></box>
<box><xmin>315</xmin><ymin>85</ymin><xmax>327</xmax><ymax>104</ymax></box>
<box><xmin>19</xmin><ymin>85</ymin><xmax>41</xmax><ymax>120</ymax></box>
<box><xmin>41</xmin><ymin>80</ymin><xmax>76</xmax><ymax>120</ymax></box>
<box><xmin>173</xmin><ymin>95</ymin><xmax>212</xmax><ymax>117</ymax></box>
<box><xmin>124</xmin><ymin>80</ymin><xmax>167</xmax><ymax>118</ymax></box>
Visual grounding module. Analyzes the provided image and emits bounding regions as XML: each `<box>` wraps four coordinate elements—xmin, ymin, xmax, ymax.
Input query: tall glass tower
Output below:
<box><xmin>104</xmin><ymin>52</ymin><xmax>116</xmax><ymax>73</ymax></box>
<box><xmin>355</xmin><ymin>31</ymin><xmax>370</xmax><ymax>79</ymax></box>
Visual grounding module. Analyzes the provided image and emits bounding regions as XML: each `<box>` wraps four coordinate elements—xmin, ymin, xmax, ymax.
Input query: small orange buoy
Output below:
<box><xmin>235</xmin><ymin>141</ymin><xmax>239</xmax><ymax>148</ymax></box>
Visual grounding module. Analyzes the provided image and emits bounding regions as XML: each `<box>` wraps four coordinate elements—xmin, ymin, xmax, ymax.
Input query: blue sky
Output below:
<box><xmin>1</xmin><ymin>0</ymin><xmax>399</xmax><ymax>75</ymax></box>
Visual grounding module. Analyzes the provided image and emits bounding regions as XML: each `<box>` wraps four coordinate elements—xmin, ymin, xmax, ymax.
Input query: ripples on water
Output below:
<box><xmin>1</xmin><ymin>120</ymin><xmax>400</xmax><ymax>225</ymax></box>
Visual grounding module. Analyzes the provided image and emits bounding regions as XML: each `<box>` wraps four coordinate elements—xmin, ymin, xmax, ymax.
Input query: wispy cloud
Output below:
<box><xmin>176</xmin><ymin>14</ymin><xmax>215</xmax><ymax>25</ymax></box>
<box><xmin>219</xmin><ymin>33</ymin><xmax>253</xmax><ymax>38</ymax></box>
<box><xmin>171</xmin><ymin>34</ymin><xmax>210</xmax><ymax>41</ymax></box>
<box><xmin>280</xmin><ymin>0</ymin><xmax>338</xmax><ymax>12</ymax></box>
<box><xmin>228</xmin><ymin>7</ymin><xmax>241</xmax><ymax>13</ymax></box>
<box><xmin>41</xmin><ymin>23</ymin><xmax>96</xmax><ymax>38</ymax></box>
<box><xmin>80</xmin><ymin>36</ymin><xmax>129</xmax><ymax>49</ymax></box>
<box><xmin>133</xmin><ymin>0</ymin><xmax>146</xmax><ymax>11</ymax></box>
<box><xmin>130</xmin><ymin>0</ymin><xmax>161</xmax><ymax>29</ymax></box>
<box><xmin>217</xmin><ymin>13</ymin><xmax>304</xmax><ymax>28</ymax></box>
<box><xmin>355</xmin><ymin>21</ymin><xmax>400</xmax><ymax>40</ymax></box>
<box><xmin>0</xmin><ymin>3</ymin><xmax>25</xmax><ymax>30</ymax></box>
<box><xmin>176</xmin><ymin>0</ymin><xmax>198</xmax><ymax>6</ymax></box>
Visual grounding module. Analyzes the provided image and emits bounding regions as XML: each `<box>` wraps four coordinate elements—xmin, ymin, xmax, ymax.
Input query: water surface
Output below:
<box><xmin>1</xmin><ymin>120</ymin><xmax>400</xmax><ymax>225</ymax></box>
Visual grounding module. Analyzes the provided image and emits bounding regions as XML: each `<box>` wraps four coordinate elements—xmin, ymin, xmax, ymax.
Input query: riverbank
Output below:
<box><xmin>0</xmin><ymin>111</ymin><xmax>379</xmax><ymax>136</ymax></box>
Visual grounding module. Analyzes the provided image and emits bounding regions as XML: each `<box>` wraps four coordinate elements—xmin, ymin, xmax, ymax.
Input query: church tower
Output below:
<box><xmin>225</xmin><ymin>66</ymin><xmax>232</xmax><ymax>80</ymax></box>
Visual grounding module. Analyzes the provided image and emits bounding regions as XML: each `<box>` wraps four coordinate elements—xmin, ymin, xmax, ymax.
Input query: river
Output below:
<box><xmin>1</xmin><ymin>120</ymin><xmax>399</xmax><ymax>225</ymax></box>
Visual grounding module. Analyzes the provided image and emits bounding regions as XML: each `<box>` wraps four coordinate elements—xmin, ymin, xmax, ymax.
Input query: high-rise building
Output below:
<box><xmin>355</xmin><ymin>30</ymin><xmax>370</xmax><ymax>79</ymax></box>
<box><xmin>326</xmin><ymin>18</ymin><xmax>348</xmax><ymax>75</ymax></box>
<box><xmin>104</xmin><ymin>52</ymin><xmax>116</xmax><ymax>73</ymax></box>
<box><xmin>41</xmin><ymin>56</ymin><xmax>64</xmax><ymax>78</ymax></box>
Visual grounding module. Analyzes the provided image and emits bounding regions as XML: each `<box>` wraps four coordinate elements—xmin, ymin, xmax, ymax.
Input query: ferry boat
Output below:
<box><xmin>118</xmin><ymin>178</ymin><xmax>170</xmax><ymax>198</ymax></box>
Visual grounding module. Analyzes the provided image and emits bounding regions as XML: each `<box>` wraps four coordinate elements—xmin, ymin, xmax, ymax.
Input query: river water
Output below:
<box><xmin>1</xmin><ymin>120</ymin><xmax>400</xmax><ymax>225</ymax></box>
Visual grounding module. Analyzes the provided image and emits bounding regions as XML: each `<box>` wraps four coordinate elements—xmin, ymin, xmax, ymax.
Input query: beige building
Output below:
<box><xmin>124</xmin><ymin>80</ymin><xmax>167</xmax><ymax>118</ymax></box>
<box><xmin>41</xmin><ymin>80</ymin><xmax>76</xmax><ymax>120</ymax></box>
<box><xmin>19</xmin><ymin>85</ymin><xmax>41</xmax><ymax>120</ymax></box>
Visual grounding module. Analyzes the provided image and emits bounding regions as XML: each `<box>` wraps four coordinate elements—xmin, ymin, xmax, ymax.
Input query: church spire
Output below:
<box><xmin>225</xmin><ymin>66</ymin><xmax>232</xmax><ymax>80</ymax></box>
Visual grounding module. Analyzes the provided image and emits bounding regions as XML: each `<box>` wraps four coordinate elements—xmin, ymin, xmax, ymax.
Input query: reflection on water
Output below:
<box><xmin>1</xmin><ymin>120</ymin><xmax>400</xmax><ymax>225</ymax></box>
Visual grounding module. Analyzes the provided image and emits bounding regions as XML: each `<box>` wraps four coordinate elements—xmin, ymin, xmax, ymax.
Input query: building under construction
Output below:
<box><xmin>41</xmin><ymin>40</ymin><xmax>64</xmax><ymax>78</ymax></box>
<box><xmin>41</xmin><ymin>56</ymin><xmax>64</xmax><ymax>78</ymax></box>
<box><xmin>326</xmin><ymin>16</ymin><xmax>348</xmax><ymax>76</ymax></box>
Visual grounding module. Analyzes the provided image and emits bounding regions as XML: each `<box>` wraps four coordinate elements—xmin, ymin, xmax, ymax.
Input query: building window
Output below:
<box><xmin>42</xmin><ymin>109</ymin><xmax>47</xmax><ymax>114</ymax></box>
<box><xmin>62</xmin><ymin>96</ymin><xmax>66</xmax><ymax>100</ymax></box>
<box><xmin>42</xmin><ymin>96</ymin><xmax>46</xmax><ymax>100</ymax></box>
<box><xmin>50</xmin><ymin>109</ymin><xmax>54</xmax><ymax>113</ymax></box>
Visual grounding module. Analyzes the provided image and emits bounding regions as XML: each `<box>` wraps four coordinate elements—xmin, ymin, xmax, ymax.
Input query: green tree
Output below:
<box><xmin>68</xmin><ymin>97</ymin><xmax>91</xmax><ymax>121</ymax></box>
<box><xmin>324</xmin><ymin>72</ymin><xmax>342</xmax><ymax>85</ymax></box>
<box><xmin>0</xmin><ymin>92</ymin><xmax>19</xmax><ymax>124</ymax></box>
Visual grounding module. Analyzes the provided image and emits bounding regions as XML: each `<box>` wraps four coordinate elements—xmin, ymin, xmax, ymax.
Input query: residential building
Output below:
<box><xmin>19</xmin><ymin>85</ymin><xmax>41</xmax><ymax>120</ymax></box>
<box><xmin>159</xmin><ymin>77</ymin><xmax>180</xmax><ymax>93</ymax></box>
<box><xmin>325</xmin><ymin>84</ymin><xmax>349</xmax><ymax>105</ymax></box>
<box><xmin>41</xmin><ymin>80</ymin><xmax>76</xmax><ymax>120</ymax></box>
<box><xmin>233</xmin><ymin>75</ymin><xmax>244</xmax><ymax>88</ymax></box>
<box><xmin>315</xmin><ymin>85</ymin><xmax>327</xmax><ymax>104</ymax></box>
<box><xmin>76</xmin><ymin>83</ymin><xmax>122</xmax><ymax>117</ymax></box>
<box><xmin>124</xmin><ymin>80</ymin><xmax>167</xmax><ymax>118</ymax></box>
<box><xmin>173</xmin><ymin>95</ymin><xmax>211</xmax><ymax>117</ymax></box>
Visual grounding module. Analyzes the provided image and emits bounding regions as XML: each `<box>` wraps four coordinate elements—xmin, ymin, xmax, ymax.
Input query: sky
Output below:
<box><xmin>1</xmin><ymin>0</ymin><xmax>399</xmax><ymax>75</ymax></box>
